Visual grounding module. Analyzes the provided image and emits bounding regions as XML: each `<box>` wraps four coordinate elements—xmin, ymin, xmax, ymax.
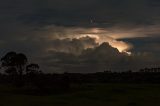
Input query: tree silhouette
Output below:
<box><xmin>26</xmin><ymin>63</ymin><xmax>41</xmax><ymax>87</ymax></box>
<box><xmin>26</xmin><ymin>63</ymin><xmax>41</xmax><ymax>76</ymax></box>
<box><xmin>1</xmin><ymin>51</ymin><xmax>28</xmax><ymax>86</ymax></box>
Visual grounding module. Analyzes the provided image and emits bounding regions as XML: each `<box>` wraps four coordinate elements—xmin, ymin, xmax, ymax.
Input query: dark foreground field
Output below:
<box><xmin>0</xmin><ymin>83</ymin><xmax>160</xmax><ymax>106</ymax></box>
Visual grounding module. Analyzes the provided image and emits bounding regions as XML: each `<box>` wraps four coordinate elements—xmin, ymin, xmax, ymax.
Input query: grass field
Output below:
<box><xmin>0</xmin><ymin>83</ymin><xmax>160</xmax><ymax>106</ymax></box>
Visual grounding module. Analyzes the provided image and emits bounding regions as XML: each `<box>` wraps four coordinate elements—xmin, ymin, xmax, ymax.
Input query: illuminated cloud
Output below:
<box><xmin>1</xmin><ymin>0</ymin><xmax>160</xmax><ymax>73</ymax></box>
<box><xmin>28</xmin><ymin>24</ymin><xmax>160</xmax><ymax>56</ymax></box>
<box><xmin>38</xmin><ymin>26</ymin><xmax>133</xmax><ymax>54</ymax></box>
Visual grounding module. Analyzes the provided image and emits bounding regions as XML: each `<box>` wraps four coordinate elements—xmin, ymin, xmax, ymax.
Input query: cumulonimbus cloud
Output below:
<box><xmin>35</xmin><ymin>25</ymin><xmax>133</xmax><ymax>54</ymax></box>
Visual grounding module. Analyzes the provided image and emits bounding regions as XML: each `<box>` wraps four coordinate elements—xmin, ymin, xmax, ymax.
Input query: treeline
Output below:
<box><xmin>0</xmin><ymin>51</ymin><xmax>160</xmax><ymax>93</ymax></box>
<box><xmin>1</xmin><ymin>70</ymin><xmax>160</xmax><ymax>86</ymax></box>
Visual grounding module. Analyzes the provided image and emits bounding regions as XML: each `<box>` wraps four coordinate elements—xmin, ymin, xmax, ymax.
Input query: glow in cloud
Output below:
<box><xmin>76</xmin><ymin>34</ymin><xmax>132</xmax><ymax>54</ymax></box>
<box><xmin>43</xmin><ymin>26</ymin><xmax>133</xmax><ymax>54</ymax></box>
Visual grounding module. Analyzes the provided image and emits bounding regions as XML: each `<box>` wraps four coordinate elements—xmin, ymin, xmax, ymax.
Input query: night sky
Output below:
<box><xmin>0</xmin><ymin>0</ymin><xmax>160</xmax><ymax>73</ymax></box>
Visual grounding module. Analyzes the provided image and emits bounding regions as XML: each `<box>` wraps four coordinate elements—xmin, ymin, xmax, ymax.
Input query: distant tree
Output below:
<box><xmin>26</xmin><ymin>63</ymin><xmax>44</xmax><ymax>88</ymax></box>
<box><xmin>1</xmin><ymin>51</ymin><xmax>28</xmax><ymax>85</ymax></box>
<box><xmin>26</xmin><ymin>63</ymin><xmax>40</xmax><ymax>75</ymax></box>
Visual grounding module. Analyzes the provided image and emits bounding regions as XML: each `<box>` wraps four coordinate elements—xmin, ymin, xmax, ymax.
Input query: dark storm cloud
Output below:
<box><xmin>1</xmin><ymin>0</ymin><xmax>160</xmax><ymax>26</ymax></box>
<box><xmin>0</xmin><ymin>0</ymin><xmax>160</xmax><ymax>73</ymax></box>
<box><xmin>50</xmin><ymin>37</ymin><xmax>98</xmax><ymax>55</ymax></box>
<box><xmin>41</xmin><ymin>42</ymin><xmax>157</xmax><ymax>73</ymax></box>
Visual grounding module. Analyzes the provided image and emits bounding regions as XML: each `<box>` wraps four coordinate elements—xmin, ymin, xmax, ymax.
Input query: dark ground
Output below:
<box><xmin>0</xmin><ymin>83</ymin><xmax>160</xmax><ymax>106</ymax></box>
